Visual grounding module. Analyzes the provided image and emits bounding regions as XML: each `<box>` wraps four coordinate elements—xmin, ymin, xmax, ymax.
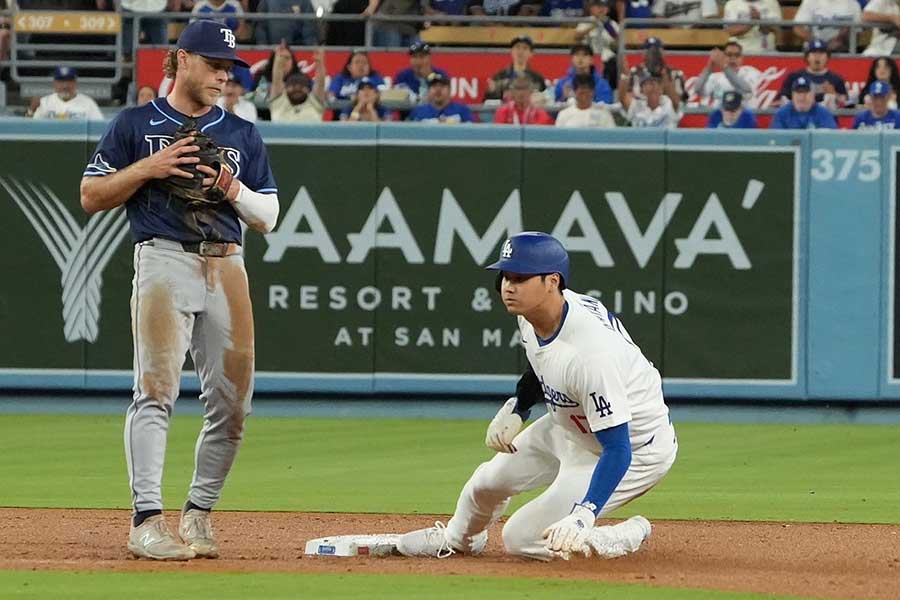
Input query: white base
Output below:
<box><xmin>304</xmin><ymin>534</ymin><xmax>401</xmax><ymax>557</ymax></box>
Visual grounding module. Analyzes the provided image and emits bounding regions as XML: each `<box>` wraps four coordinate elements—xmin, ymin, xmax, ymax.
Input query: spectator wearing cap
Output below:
<box><xmin>574</xmin><ymin>0</ymin><xmax>619</xmax><ymax>88</ymax></box>
<box><xmin>863</xmin><ymin>0</ymin><xmax>900</xmax><ymax>57</ymax></box>
<box><xmin>652</xmin><ymin>0</ymin><xmax>717</xmax><ymax>23</ymax></box>
<box><xmin>255</xmin><ymin>0</ymin><xmax>319</xmax><ymax>47</ymax></box>
<box><xmin>468</xmin><ymin>0</ymin><xmax>541</xmax><ymax>17</ymax></box>
<box><xmin>859</xmin><ymin>57</ymin><xmax>900</xmax><ymax>107</ymax></box>
<box><xmin>627</xmin><ymin>37</ymin><xmax>687</xmax><ymax>104</ymax></box>
<box><xmin>268</xmin><ymin>48</ymin><xmax>325</xmax><ymax>123</ymax></box>
<box><xmin>793</xmin><ymin>0</ymin><xmax>861</xmax><ymax>52</ymax></box>
<box><xmin>484</xmin><ymin>36</ymin><xmax>547</xmax><ymax>101</ymax></box>
<box><xmin>409</xmin><ymin>72</ymin><xmax>474</xmax><ymax>123</ymax></box>
<box><xmin>32</xmin><ymin>67</ymin><xmax>104</xmax><ymax>120</ymax></box>
<box><xmin>723</xmin><ymin>0</ymin><xmax>781</xmax><ymax>53</ymax></box>
<box><xmin>191</xmin><ymin>0</ymin><xmax>244</xmax><ymax>34</ymax></box>
<box><xmin>341</xmin><ymin>77</ymin><xmax>392</xmax><ymax>121</ymax></box>
<box><xmin>707</xmin><ymin>91</ymin><xmax>757</xmax><ymax>129</ymax></box>
<box><xmin>694</xmin><ymin>42</ymin><xmax>762</xmax><ymax>108</ymax></box>
<box><xmin>770</xmin><ymin>76</ymin><xmax>837</xmax><ymax>129</ymax></box>
<box><xmin>853</xmin><ymin>81</ymin><xmax>900</xmax><ymax>129</ymax></box>
<box><xmin>493</xmin><ymin>76</ymin><xmax>553</xmax><ymax>125</ymax></box>
<box><xmin>619</xmin><ymin>73</ymin><xmax>682</xmax><ymax>128</ymax></box>
<box><xmin>217</xmin><ymin>75</ymin><xmax>258</xmax><ymax>122</ymax></box>
<box><xmin>778</xmin><ymin>39</ymin><xmax>848</xmax><ymax>110</ymax></box>
<box><xmin>329</xmin><ymin>49</ymin><xmax>386</xmax><ymax>101</ymax></box>
<box><xmin>554</xmin><ymin>44</ymin><xmax>614</xmax><ymax>104</ymax></box>
<box><xmin>555</xmin><ymin>74</ymin><xmax>616</xmax><ymax>128</ymax></box>
<box><xmin>394</xmin><ymin>42</ymin><xmax>450</xmax><ymax>103</ymax></box>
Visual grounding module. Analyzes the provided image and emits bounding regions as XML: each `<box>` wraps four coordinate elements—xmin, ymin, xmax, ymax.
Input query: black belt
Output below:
<box><xmin>181</xmin><ymin>241</ymin><xmax>240</xmax><ymax>257</ymax></box>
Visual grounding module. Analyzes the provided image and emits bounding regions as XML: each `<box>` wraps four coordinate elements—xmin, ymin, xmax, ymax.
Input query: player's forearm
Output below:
<box><xmin>80</xmin><ymin>163</ymin><xmax>152</xmax><ymax>214</ymax></box>
<box><xmin>582</xmin><ymin>423</ymin><xmax>631</xmax><ymax>513</ymax></box>
<box><xmin>231</xmin><ymin>183</ymin><xmax>279</xmax><ymax>233</ymax></box>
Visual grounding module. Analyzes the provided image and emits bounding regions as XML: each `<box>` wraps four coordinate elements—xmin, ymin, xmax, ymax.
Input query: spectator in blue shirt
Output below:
<box><xmin>707</xmin><ymin>91</ymin><xmax>758</xmax><ymax>129</ymax></box>
<box><xmin>191</xmin><ymin>0</ymin><xmax>244</xmax><ymax>34</ymax></box>
<box><xmin>340</xmin><ymin>77</ymin><xmax>392</xmax><ymax>121</ymax></box>
<box><xmin>409</xmin><ymin>72</ymin><xmax>474</xmax><ymax>123</ymax></box>
<box><xmin>393</xmin><ymin>42</ymin><xmax>450</xmax><ymax>103</ymax></box>
<box><xmin>554</xmin><ymin>43</ymin><xmax>614</xmax><ymax>104</ymax></box>
<box><xmin>771</xmin><ymin>76</ymin><xmax>838</xmax><ymax>129</ymax></box>
<box><xmin>328</xmin><ymin>49</ymin><xmax>386</xmax><ymax>100</ymax></box>
<box><xmin>778</xmin><ymin>39</ymin><xmax>848</xmax><ymax>110</ymax></box>
<box><xmin>853</xmin><ymin>81</ymin><xmax>900</xmax><ymax>129</ymax></box>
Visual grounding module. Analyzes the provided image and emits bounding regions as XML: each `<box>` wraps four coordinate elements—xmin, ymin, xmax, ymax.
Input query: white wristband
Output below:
<box><xmin>232</xmin><ymin>182</ymin><xmax>279</xmax><ymax>234</ymax></box>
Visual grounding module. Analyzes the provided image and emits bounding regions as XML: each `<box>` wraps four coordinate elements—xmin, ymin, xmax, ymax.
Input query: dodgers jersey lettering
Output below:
<box><xmin>518</xmin><ymin>289</ymin><xmax>670</xmax><ymax>453</ymax></box>
<box><xmin>84</xmin><ymin>97</ymin><xmax>277</xmax><ymax>244</ymax></box>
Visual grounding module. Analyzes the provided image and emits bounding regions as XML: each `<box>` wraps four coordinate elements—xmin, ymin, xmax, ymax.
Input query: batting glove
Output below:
<box><xmin>485</xmin><ymin>397</ymin><xmax>523</xmax><ymax>453</ymax></box>
<box><xmin>542</xmin><ymin>502</ymin><xmax>597</xmax><ymax>554</ymax></box>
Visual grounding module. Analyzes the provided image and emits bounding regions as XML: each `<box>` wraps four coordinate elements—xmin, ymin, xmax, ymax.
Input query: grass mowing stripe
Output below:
<box><xmin>0</xmin><ymin>570</ymin><xmax>827</xmax><ymax>600</ymax></box>
<box><xmin>0</xmin><ymin>415</ymin><xmax>897</xmax><ymax>523</ymax></box>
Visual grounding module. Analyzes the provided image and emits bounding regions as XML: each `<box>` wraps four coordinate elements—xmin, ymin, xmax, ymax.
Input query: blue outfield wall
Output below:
<box><xmin>0</xmin><ymin>118</ymin><xmax>897</xmax><ymax>400</ymax></box>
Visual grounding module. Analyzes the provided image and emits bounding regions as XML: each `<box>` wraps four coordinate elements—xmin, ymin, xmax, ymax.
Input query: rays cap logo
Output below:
<box><xmin>177</xmin><ymin>19</ymin><xmax>249</xmax><ymax>68</ymax></box>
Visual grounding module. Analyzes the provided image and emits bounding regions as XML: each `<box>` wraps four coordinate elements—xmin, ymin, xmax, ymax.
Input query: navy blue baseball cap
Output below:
<box><xmin>177</xmin><ymin>19</ymin><xmax>249</xmax><ymax>68</ymax></box>
<box><xmin>53</xmin><ymin>66</ymin><xmax>77</xmax><ymax>81</ymax></box>
<box><xmin>409</xmin><ymin>41</ymin><xmax>431</xmax><ymax>55</ymax></box>
<box><xmin>722</xmin><ymin>90</ymin><xmax>742</xmax><ymax>111</ymax></box>
<box><xmin>869</xmin><ymin>80</ymin><xmax>891</xmax><ymax>97</ymax></box>
<box><xmin>805</xmin><ymin>38</ymin><xmax>828</xmax><ymax>54</ymax></box>
<box><xmin>426</xmin><ymin>71</ymin><xmax>450</xmax><ymax>86</ymax></box>
<box><xmin>357</xmin><ymin>76</ymin><xmax>378</xmax><ymax>90</ymax></box>
<box><xmin>644</xmin><ymin>36</ymin><xmax>663</xmax><ymax>49</ymax></box>
<box><xmin>792</xmin><ymin>76</ymin><xmax>812</xmax><ymax>92</ymax></box>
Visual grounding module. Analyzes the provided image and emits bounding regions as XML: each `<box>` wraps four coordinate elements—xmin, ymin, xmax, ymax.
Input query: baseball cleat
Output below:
<box><xmin>128</xmin><ymin>515</ymin><xmax>196</xmax><ymax>561</ymax></box>
<box><xmin>179</xmin><ymin>508</ymin><xmax>220</xmax><ymax>558</ymax></box>
<box><xmin>584</xmin><ymin>515</ymin><xmax>652</xmax><ymax>559</ymax></box>
<box><xmin>396</xmin><ymin>521</ymin><xmax>457</xmax><ymax>558</ymax></box>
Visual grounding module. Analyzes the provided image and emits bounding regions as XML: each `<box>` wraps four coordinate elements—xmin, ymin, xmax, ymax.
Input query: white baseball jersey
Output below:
<box><xmin>723</xmin><ymin>0</ymin><xmax>782</xmax><ymax>53</ymax></box>
<box><xmin>699</xmin><ymin>66</ymin><xmax>764</xmax><ymax>108</ymax></box>
<box><xmin>554</xmin><ymin>104</ymin><xmax>616</xmax><ymax>128</ymax></box>
<box><xmin>863</xmin><ymin>0</ymin><xmax>900</xmax><ymax>57</ymax></box>
<box><xmin>793</xmin><ymin>0</ymin><xmax>861</xmax><ymax>43</ymax></box>
<box><xmin>33</xmin><ymin>93</ymin><xmax>104</xmax><ymax>121</ymax></box>
<box><xmin>517</xmin><ymin>289</ymin><xmax>670</xmax><ymax>454</ymax></box>
<box><xmin>625</xmin><ymin>95</ymin><xmax>682</xmax><ymax>128</ymax></box>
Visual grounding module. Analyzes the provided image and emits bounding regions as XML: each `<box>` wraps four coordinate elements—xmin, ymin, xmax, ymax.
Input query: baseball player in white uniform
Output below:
<box><xmin>397</xmin><ymin>232</ymin><xmax>677</xmax><ymax>561</ymax></box>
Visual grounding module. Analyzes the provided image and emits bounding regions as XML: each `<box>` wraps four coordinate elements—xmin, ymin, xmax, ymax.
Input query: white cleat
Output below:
<box><xmin>128</xmin><ymin>515</ymin><xmax>196</xmax><ymax>561</ymax></box>
<box><xmin>179</xmin><ymin>509</ymin><xmax>220</xmax><ymax>558</ymax></box>
<box><xmin>584</xmin><ymin>515</ymin><xmax>652</xmax><ymax>559</ymax></box>
<box><xmin>397</xmin><ymin>521</ymin><xmax>458</xmax><ymax>558</ymax></box>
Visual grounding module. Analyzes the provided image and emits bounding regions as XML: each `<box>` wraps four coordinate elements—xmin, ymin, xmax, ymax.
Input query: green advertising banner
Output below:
<box><xmin>0</xmin><ymin>130</ymin><xmax>798</xmax><ymax>393</ymax></box>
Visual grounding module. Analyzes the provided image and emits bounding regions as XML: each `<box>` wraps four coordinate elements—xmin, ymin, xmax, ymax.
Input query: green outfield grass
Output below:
<box><xmin>0</xmin><ymin>570</ymin><xmax>827</xmax><ymax>600</ymax></box>
<box><xmin>0</xmin><ymin>415</ymin><xmax>898</xmax><ymax>523</ymax></box>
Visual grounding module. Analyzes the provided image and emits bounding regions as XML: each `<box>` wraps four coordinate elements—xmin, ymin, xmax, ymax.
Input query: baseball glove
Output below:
<box><xmin>158</xmin><ymin>118</ymin><xmax>234</xmax><ymax>209</ymax></box>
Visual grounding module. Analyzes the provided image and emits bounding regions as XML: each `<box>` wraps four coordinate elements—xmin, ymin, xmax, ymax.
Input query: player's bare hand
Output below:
<box><xmin>140</xmin><ymin>136</ymin><xmax>200</xmax><ymax>180</ymax></box>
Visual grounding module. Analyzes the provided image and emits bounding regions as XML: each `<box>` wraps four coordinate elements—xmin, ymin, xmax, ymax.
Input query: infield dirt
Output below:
<box><xmin>0</xmin><ymin>508</ymin><xmax>897</xmax><ymax>600</ymax></box>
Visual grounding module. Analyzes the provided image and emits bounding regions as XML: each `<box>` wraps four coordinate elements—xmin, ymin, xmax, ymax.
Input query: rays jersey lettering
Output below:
<box><xmin>144</xmin><ymin>135</ymin><xmax>242</xmax><ymax>178</ymax></box>
<box><xmin>83</xmin><ymin>97</ymin><xmax>277</xmax><ymax>244</ymax></box>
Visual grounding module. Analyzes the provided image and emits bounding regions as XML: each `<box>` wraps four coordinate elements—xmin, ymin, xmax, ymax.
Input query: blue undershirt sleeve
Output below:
<box><xmin>581</xmin><ymin>422</ymin><xmax>632</xmax><ymax>515</ymax></box>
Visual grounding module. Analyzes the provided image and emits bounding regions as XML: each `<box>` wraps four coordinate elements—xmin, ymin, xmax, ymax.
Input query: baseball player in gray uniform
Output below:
<box><xmin>80</xmin><ymin>20</ymin><xmax>279</xmax><ymax>560</ymax></box>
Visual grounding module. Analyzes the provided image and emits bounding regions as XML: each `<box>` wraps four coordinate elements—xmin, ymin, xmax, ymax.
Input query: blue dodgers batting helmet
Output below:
<box><xmin>486</xmin><ymin>232</ymin><xmax>570</xmax><ymax>288</ymax></box>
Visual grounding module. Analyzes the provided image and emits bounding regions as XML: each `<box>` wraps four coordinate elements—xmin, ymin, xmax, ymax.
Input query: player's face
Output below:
<box><xmin>574</xmin><ymin>84</ymin><xmax>594</xmax><ymax>108</ymax></box>
<box><xmin>349</xmin><ymin>54</ymin><xmax>370</xmax><ymax>79</ymax></box>
<box><xmin>511</xmin><ymin>43</ymin><xmax>532</xmax><ymax>64</ymax></box>
<box><xmin>180</xmin><ymin>51</ymin><xmax>232</xmax><ymax>107</ymax></box>
<box><xmin>806</xmin><ymin>50</ymin><xmax>827</xmax><ymax>71</ymax></box>
<box><xmin>53</xmin><ymin>79</ymin><xmax>76</xmax><ymax>101</ymax></box>
<box><xmin>792</xmin><ymin>89</ymin><xmax>814</xmax><ymax>111</ymax></box>
<box><xmin>410</xmin><ymin>53</ymin><xmax>430</xmax><ymax>73</ymax></box>
<box><xmin>724</xmin><ymin>45</ymin><xmax>742</xmax><ymax>68</ymax></box>
<box><xmin>428</xmin><ymin>82</ymin><xmax>450</xmax><ymax>106</ymax></box>
<box><xmin>571</xmin><ymin>50</ymin><xmax>592</xmax><ymax>72</ymax></box>
<box><xmin>499</xmin><ymin>272</ymin><xmax>559</xmax><ymax>315</ymax></box>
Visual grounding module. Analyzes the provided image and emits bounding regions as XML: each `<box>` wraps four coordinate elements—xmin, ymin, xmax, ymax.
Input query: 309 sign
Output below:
<box><xmin>811</xmin><ymin>149</ymin><xmax>880</xmax><ymax>182</ymax></box>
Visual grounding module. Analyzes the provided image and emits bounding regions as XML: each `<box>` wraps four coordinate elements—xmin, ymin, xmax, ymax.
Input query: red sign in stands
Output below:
<box><xmin>136</xmin><ymin>48</ymin><xmax>875</xmax><ymax>129</ymax></box>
